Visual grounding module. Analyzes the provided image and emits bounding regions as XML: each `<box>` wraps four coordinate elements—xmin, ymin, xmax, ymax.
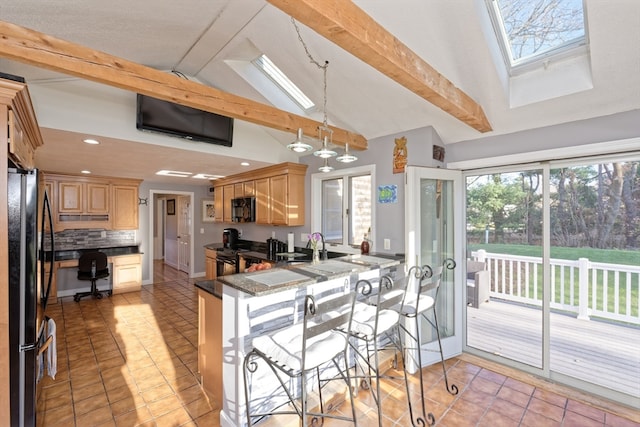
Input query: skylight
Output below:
<box><xmin>252</xmin><ymin>54</ymin><xmax>315</xmax><ymax>111</ymax></box>
<box><xmin>487</xmin><ymin>0</ymin><xmax>587</xmax><ymax>73</ymax></box>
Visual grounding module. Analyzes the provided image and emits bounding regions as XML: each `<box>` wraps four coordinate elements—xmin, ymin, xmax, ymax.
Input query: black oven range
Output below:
<box><xmin>215</xmin><ymin>248</ymin><xmax>246</xmax><ymax>276</ymax></box>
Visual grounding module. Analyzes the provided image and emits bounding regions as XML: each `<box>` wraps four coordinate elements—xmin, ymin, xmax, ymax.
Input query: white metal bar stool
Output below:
<box><xmin>243</xmin><ymin>292</ymin><xmax>358</xmax><ymax>426</ymax></box>
<box><xmin>396</xmin><ymin>260</ymin><xmax>459</xmax><ymax>426</ymax></box>
<box><xmin>346</xmin><ymin>275</ymin><xmax>406</xmax><ymax>426</ymax></box>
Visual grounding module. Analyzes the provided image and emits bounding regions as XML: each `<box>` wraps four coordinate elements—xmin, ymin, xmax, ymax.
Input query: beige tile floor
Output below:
<box><xmin>35</xmin><ymin>261</ymin><xmax>639</xmax><ymax>427</ymax></box>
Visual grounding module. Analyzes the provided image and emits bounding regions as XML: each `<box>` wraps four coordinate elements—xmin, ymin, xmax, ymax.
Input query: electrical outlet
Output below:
<box><xmin>100</xmin><ymin>230</ymin><xmax>106</xmax><ymax>238</ymax></box>
<box><xmin>200</xmin><ymin>228</ymin><xmax>204</xmax><ymax>234</ymax></box>
<box><xmin>238</xmin><ymin>229</ymin><xmax>243</xmax><ymax>237</ymax></box>
<box><xmin>384</xmin><ymin>238</ymin><xmax>391</xmax><ymax>250</ymax></box>
<box><xmin>301</xmin><ymin>233</ymin><xmax>307</xmax><ymax>242</ymax></box>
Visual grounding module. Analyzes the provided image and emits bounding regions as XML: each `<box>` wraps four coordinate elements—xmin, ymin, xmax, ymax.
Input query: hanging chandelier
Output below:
<box><xmin>288</xmin><ymin>18</ymin><xmax>356</xmax><ymax>170</ymax></box>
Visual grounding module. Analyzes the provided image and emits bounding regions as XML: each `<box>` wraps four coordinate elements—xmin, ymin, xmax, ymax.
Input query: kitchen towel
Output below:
<box><xmin>46</xmin><ymin>317</ymin><xmax>57</xmax><ymax>379</ymax></box>
<box><xmin>288</xmin><ymin>233</ymin><xmax>295</xmax><ymax>253</ymax></box>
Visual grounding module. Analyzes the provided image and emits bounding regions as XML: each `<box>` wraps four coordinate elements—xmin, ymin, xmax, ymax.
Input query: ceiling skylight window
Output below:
<box><xmin>487</xmin><ymin>0</ymin><xmax>587</xmax><ymax>73</ymax></box>
<box><xmin>252</xmin><ymin>54</ymin><xmax>315</xmax><ymax>111</ymax></box>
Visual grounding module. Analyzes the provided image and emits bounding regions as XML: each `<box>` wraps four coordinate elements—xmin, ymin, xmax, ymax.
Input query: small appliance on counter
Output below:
<box><xmin>222</xmin><ymin>228</ymin><xmax>239</xmax><ymax>249</ymax></box>
<box><xmin>266</xmin><ymin>238</ymin><xmax>288</xmax><ymax>260</ymax></box>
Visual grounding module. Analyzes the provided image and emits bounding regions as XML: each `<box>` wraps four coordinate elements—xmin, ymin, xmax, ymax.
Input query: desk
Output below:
<box><xmin>54</xmin><ymin>253</ymin><xmax>142</xmax><ymax>298</ymax></box>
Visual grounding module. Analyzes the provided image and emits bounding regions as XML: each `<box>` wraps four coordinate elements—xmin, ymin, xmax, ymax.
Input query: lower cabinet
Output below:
<box><xmin>205</xmin><ymin>248</ymin><xmax>217</xmax><ymax>280</ymax></box>
<box><xmin>112</xmin><ymin>254</ymin><xmax>142</xmax><ymax>294</ymax></box>
<box><xmin>198</xmin><ymin>289</ymin><xmax>223</xmax><ymax>408</ymax></box>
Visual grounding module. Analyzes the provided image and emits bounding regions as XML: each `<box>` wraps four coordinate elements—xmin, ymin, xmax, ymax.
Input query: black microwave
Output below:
<box><xmin>231</xmin><ymin>197</ymin><xmax>255</xmax><ymax>223</ymax></box>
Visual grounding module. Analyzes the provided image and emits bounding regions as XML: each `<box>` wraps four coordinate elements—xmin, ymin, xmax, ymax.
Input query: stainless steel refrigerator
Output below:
<box><xmin>8</xmin><ymin>166</ymin><xmax>54</xmax><ymax>427</ymax></box>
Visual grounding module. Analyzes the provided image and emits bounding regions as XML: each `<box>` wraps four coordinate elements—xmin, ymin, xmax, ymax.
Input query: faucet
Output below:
<box><xmin>306</xmin><ymin>232</ymin><xmax>328</xmax><ymax>260</ymax></box>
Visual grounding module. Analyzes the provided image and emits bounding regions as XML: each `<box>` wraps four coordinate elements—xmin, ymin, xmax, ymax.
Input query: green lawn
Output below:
<box><xmin>468</xmin><ymin>243</ymin><xmax>639</xmax><ymax>318</ymax></box>
<box><xmin>468</xmin><ymin>243</ymin><xmax>639</xmax><ymax>266</ymax></box>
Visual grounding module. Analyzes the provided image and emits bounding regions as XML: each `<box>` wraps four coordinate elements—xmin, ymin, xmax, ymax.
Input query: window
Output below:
<box><xmin>486</xmin><ymin>0</ymin><xmax>587</xmax><ymax>74</ymax></box>
<box><xmin>312</xmin><ymin>165</ymin><xmax>374</xmax><ymax>252</ymax></box>
<box><xmin>252</xmin><ymin>54</ymin><xmax>315</xmax><ymax>111</ymax></box>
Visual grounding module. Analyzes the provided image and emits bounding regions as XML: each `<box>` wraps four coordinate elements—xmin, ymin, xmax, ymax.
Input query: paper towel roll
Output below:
<box><xmin>287</xmin><ymin>233</ymin><xmax>295</xmax><ymax>253</ymax></box>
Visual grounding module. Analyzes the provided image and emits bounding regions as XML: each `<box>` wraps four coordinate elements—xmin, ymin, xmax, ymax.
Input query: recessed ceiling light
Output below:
<box><xmin>81</xmin><ymin>170</ymin><xmax>91</xmax><ymax>174</ymax></box>
<box><xmin>83</xmin><ymin>138</ymin><xmax>100</xmax><ymax>145</ymax></box>
<box><xmin>241</xmin><ymin>162</ymin><xmax>250</xmax><ymax>166</ymax></box>
<box><xmin>155</xmin><ymin>170</ymin><xmax>193</xmax><ymax>177</ymax></box>
<box><xmin>193</xmin><ymin>173</ymin><xmax>225</xmax><ymax>180</ymax></box>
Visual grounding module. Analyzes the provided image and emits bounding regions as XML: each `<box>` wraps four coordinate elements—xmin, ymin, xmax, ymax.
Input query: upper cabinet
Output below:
<box><xmin>112</xmin><ymin>184</ymin><xmax>140</xmax><ymax>230</ymax></box>
<box><xmin>2</xmin><ymin>79</ymin><xmax>44</xmax><ymax>170</ymax></box>
<box><xmin>212</xmin><ymin>162</ymin><xmax>307</xmax><ymax>226</ymax></box>
<box><xmin>44</xmin><ymin>172</ymin><xmax>141</xmax><ymax>231</ymax></box>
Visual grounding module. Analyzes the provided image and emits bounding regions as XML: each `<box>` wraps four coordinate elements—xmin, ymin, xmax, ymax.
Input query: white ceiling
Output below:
<box><xmin>0</xmin><ymin>0</ymin><xmax>638</xmax><ymax>184</ymax></box>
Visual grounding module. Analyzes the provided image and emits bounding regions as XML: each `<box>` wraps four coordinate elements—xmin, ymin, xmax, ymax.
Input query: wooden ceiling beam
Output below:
<box><xmin>267</xmin><ymin>0</ymin><xmax>492</xmax><ymax>133</ymax></box>
<box><xmin>0</xmin><ymin>21</ymin><xmax>368</xmax><ymax>150</ymax></box>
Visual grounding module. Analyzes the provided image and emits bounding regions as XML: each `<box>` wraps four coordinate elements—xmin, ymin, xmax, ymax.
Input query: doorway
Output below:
<box><xmin>148</xmin><ymin>190</ymin><xmax>195</xmax><ymax>283</ymax></box>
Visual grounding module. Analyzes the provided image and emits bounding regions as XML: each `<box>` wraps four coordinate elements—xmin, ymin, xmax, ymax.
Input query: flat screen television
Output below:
<box><xmin>136</xmin><ymin>94</ymin><xmax>233</xmax><ymax>147</ymax></box>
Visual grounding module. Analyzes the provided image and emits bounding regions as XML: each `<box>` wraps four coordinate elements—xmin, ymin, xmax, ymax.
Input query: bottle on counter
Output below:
<box><xmin>360</xmin><ymin>232</ymin><xmax>370</xmax><ymax>255</ymax></box>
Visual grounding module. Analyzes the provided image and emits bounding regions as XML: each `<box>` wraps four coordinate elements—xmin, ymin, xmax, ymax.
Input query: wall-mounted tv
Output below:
<box><xmin>136</xmin><ymin>94</ymin><xmax>233</xmax><ymax>147</ymax></box>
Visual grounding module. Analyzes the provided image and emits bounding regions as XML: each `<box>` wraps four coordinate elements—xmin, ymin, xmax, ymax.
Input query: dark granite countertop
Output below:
<box><xmin>42</xmin><ymin>245</ymin><xmax>141</xmax><ymax>261</ymax></box>
<box><xmin>197</xmin><ymin>253</ymin><xmax>402</xmax><ymax>297</ymax></box>
<box><xmin>195</xmin><ymin>280</ymin><xmax>223</xmax><ymax>299</ymax></box>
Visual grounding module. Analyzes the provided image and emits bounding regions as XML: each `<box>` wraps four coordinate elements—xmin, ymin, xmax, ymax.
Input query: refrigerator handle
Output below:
<box><xmin>40</xmin><ymin>191</ymin><xmax>55</xmax><ymax>310</ymax></box>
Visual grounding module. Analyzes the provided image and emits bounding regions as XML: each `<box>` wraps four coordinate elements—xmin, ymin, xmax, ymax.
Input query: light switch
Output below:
<box><xmin>384</xmin><ymin>239</ymin><xmax>391</xmax><ymax>250</ymax></box>
<box><xmin>200</xmin><ymin>228</ymin><xmax>204</xmax><ymax>234</ymax></box>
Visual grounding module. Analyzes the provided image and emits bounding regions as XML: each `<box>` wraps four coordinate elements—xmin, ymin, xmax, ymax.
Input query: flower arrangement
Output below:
<box><xmin>308</xmin><ymin>232</ymin><xmax>322</xmax><ymax>251</ymax></box>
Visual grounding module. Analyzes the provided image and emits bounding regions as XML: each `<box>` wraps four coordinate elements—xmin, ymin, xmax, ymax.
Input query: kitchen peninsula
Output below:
<box><xmin>195</xmin><ymin>253</ymin><xmax>404</xmax><ymax>427</ymax></box>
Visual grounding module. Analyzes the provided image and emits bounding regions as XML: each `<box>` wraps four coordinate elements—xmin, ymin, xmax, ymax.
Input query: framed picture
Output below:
<box><xmin>202</xmin><ymin>200</ymin><xmax>215</xmax><ymax>223</ymax></box>
<box><xmin>167</xmin><ymin>199</ymin><xmax>175</xmax><ymax>215</ymax></box>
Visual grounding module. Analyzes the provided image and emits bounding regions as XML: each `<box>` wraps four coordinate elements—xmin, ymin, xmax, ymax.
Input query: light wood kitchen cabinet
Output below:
<box><xmin>255</xmin><ymin>178</ymin><xmax>270</xmax><ymax>224</ymax></box>
<box><xmin>112</xmin><ymin>184</ymin><xmax>139</xmax><ymax>230</ymax></box>
<box><xmin>198</xmin><ymin>288</ymin><xmax>222</xmax><ymax>408</ymax></box>
<box><xmin>243</xmin><ymin>180</ymin><xmax>255</xmax><ymax>196</ymax></box>
<box><xmin>233</xmin><ymin>183</ymin><xmax>244</xmax><ymax>197</ymax></box>
<box><xmin>112</xmin><ymin>254</ymin><xmax>142</xmax><ymax>294</ymax></box>
<box><xmin>58</xmin><ymin>181</ymin><xmax>110</xmax><ymax>214</ymax></box>
<box><xmin>211</xmin><ymin>162</ymin><xmax>307</xmax><ymax>226</ymax></box>
<box><xmin>205</xmin><ymin>248</ymin><xmax>217</xmax><ymax>280</ymax></box>
<box><xmin>269</xmin><ymin>174</ymin><xmax>288</xmax><ymax>225</ymax></box>
<box><xmin>213</xmin><ymin>187</ymin><xmax>223</xmax><ymax>222</ymax></box>
<box><xmin>44</xmin><ymin>173</ymin><xmax>141</xmax><ymax>231</ymax></box>
<box><xmin>223</xmin><ymin>184</ymin><xmax>235</xmax><ymax>223</ymax></box>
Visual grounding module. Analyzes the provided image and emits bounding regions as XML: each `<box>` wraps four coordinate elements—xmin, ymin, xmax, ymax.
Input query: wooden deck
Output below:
<box><xmin>466</xmin><ymin>299</ymin><xmax>640</xmax><ymax>398</ymax></box>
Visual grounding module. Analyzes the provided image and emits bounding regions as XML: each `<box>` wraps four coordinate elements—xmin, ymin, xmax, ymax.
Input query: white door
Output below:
<box><xmin>405</xmin><ymin>166</ymin><xmax>464</xmax><ymax>366</ymax></box>
<box><xmin>177</xmin><ymin>195</ymin><xmax>191</xmax><ymax>273</ymax></box>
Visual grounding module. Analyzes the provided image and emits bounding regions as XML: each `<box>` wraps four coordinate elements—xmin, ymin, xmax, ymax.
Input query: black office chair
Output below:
<box><xmin>74</xmin><ymin>251</ymin><xmax>111</xmax><ymax>302</ymax></box>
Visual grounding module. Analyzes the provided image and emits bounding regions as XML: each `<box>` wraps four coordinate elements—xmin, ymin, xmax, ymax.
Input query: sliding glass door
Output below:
<box><xmin>465</xmin><ymin>169</ymin><xmax>544</xmax><ymax>369</ymax></box>
<box><xmin>464</xmin><ymin>157</ymin><xmax>640</xmax><ymax>406</ymax></box>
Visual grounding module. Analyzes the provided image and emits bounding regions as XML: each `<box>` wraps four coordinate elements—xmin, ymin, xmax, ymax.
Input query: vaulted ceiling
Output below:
<box><xmin>0</xmin><ymin>0</ymin><xmax>638</xmax><ymax>183</ymax></box>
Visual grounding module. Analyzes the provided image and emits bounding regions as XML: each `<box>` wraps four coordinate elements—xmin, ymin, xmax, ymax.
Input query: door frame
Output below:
<box><xmin>405</xmin><ymin>166</ymin><xmax>464</xmax><ymax>366</ymax></box>
<box><xmin>147</xmin><ymin>189</ymin><xmax>195</xmax><ymax>283</ymax></box>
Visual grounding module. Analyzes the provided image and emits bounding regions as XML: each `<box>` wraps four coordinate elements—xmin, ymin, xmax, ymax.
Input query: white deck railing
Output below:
<box><xmin>471</xmin><ymin>250</ymin><xmax>640</xmax><ymax>325</ymax></box>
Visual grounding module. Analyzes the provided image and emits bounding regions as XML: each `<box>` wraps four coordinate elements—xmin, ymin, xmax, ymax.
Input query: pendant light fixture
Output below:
<box><xmin>319</xmin><ymin>158</ymin><xmax>334</xmax><ymax>173</ymax></box>
<box><xmin>336</xmin><ymin>143</ymin><xmax>358</xmax><ymax>163</ymax></box>
<box><xmin>314</xmin><ymin>135</ymin><xmax>337</xmax><ymax>158</ymax></box>
<box><xmin>291</xmin><ymin>18</ymin><xmax>352</xmax><ymax>167</ymax></box>
<box><xmin>287</xmin><ymin>128</ymin><xmax>313</xmax><ymax>153</ymax></box>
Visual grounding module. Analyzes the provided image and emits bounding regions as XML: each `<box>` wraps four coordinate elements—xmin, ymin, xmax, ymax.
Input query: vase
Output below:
<box><xmin>312</xmin><ymin>247</ymin><xmax>320</xmax><ymax>264</ymax></box>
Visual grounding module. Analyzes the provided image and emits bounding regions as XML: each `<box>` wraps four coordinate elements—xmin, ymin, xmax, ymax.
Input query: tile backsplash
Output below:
<box><xmin>45</xmin><ymin>229</ymin><xmax>137</xmax><ymax>251</ymax></box>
